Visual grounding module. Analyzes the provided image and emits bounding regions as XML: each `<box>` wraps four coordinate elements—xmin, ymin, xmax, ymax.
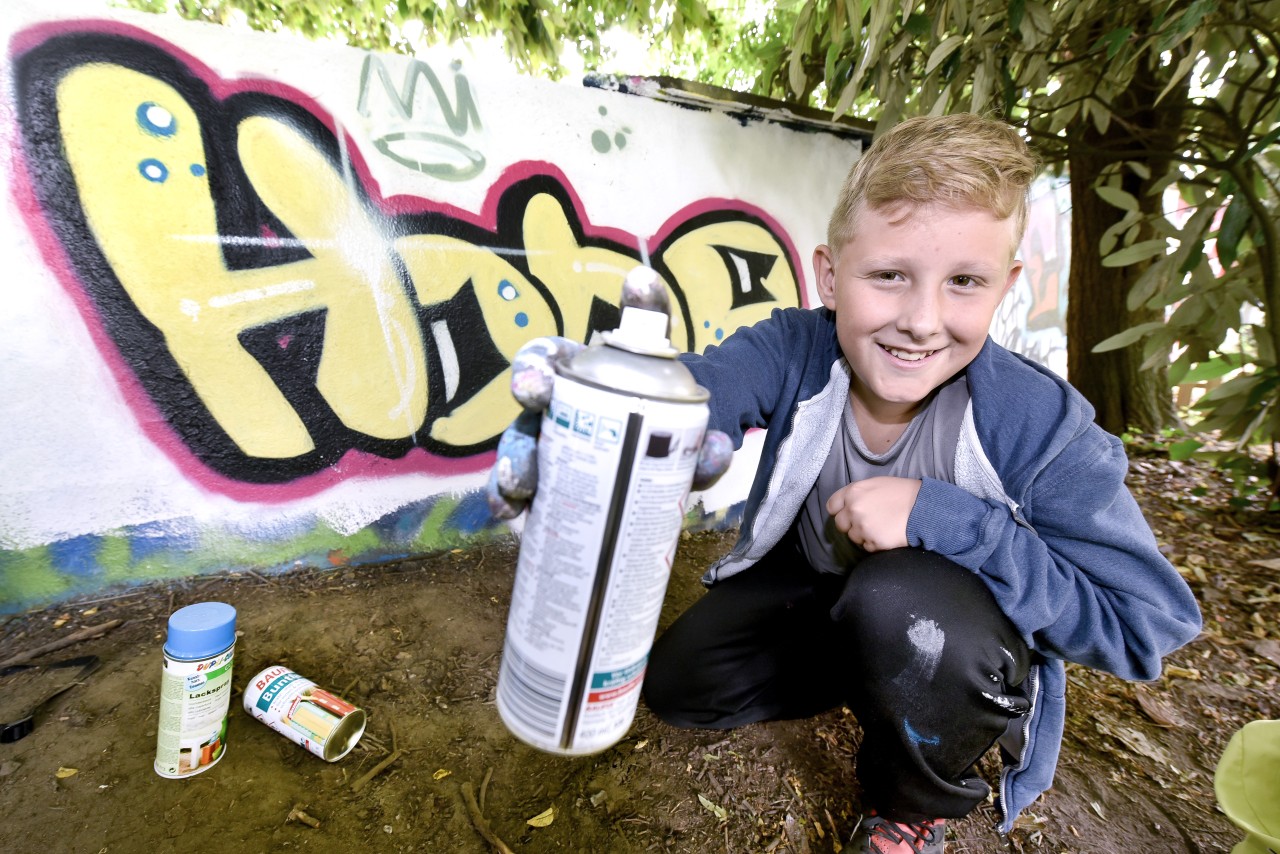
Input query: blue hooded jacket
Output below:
<box><xmin>680</xmin><ymin>306</ymin><xmax>1202</xmax><ymax>831</ymax></box>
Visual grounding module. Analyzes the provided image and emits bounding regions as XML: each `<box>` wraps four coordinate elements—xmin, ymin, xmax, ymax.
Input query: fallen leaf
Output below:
<box><xmin>1247</xmin><ymin>557</ymin><xmax>1280</xmax><ymax>571</ymax></box>
<box><xmin>697</xmin><ymin>793</ymin><xmax>727</xmax><ymax>820</ymax></box>
<box><xmin>432</xmin><ymin>769</ymin><xmax>451</xmax><ymax>781</ymax></box>
<box><xmin>1109</xmin><ymin>725</ymin><xmax>1173</xmax><ymax>766</ymax></box>
<box><xmin>1134</xmin><ymin>686</ymin><xmax>1184</xmax><ymax>728</ymax></box>
<box><xmin>526</xmin><ymin>806</ymin><xmax>555</xmax><ymax>827</ymax></box>
<box><xmin>1095</xmin><ymin>722</ymin><xmax>1172</xmax><ymax>768</ymax></box>
<box><xmin>55</xmin><ymin>767</ymin><xmax>78</xmax><ymax>779</ymax></box>
<box><xmin>1165</xmin><ymin>665</ymin><xmax>1201</xmax><ymax>680</ymax></box>
<box><xmin>81</xmin><ymin>607</ymin><xmax>99</xmax><ymax>616</ymax></box>
<box><xmin>1249</xmin><ymin>639</ymin><xmax>1280</xmax><ymax>668</ymax></box>
<box><xmin>1090</xmin><ymin>801</ymin><xmax>1106</xmax><ymax>820</ymax></box>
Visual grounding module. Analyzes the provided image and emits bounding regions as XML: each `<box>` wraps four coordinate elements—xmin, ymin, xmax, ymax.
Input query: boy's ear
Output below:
<box><xmin>1001</xmin><ymin>258</ymin><xmax>1024</xmax><ymax>297</ymax></box>
<box><xmin>813</xmin><ymin>244</ymin><xmax>838</xmax><ymax>310</ymax></box>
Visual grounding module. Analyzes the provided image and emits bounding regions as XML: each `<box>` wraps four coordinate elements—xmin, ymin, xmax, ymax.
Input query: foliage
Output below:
<box><xmin>118</xmin><ymin>0</ymin><xmax>722</xmax><ymax>77</ymax></box>
<box><xmin>117</xmin><ymin>0</ymin><xmax>1279</xmax><ymax>498</ymax></box>
<box><xmin>695</xmin><ymin>0</ymin><xmax>1280</xmax><ymax>495</ymax></box>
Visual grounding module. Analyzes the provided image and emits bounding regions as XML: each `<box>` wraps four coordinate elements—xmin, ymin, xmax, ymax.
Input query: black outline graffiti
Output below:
<box><xmin>13</xmin><ymin>28</ymin><xmax>803</xmax><ymax>487</ymax></box>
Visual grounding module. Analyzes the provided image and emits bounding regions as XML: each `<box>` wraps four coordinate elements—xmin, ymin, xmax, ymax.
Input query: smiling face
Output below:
<box><xmin>814</xmin><ymin>202</ymin><xmax>1023</xmax><ymax>428</ymax></box>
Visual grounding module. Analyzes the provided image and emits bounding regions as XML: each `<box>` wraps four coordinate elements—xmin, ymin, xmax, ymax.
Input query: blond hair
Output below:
<box><xmin>828</xmin><ymin>113</ymin><xmax>1038</xmax><ymax>250</ymax></box>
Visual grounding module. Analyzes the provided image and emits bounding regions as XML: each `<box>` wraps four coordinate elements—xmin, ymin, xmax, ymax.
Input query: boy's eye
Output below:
<box><xmin>951</xmin><ymin>275</ymin><xmax>977</xmax><ymax>287</ymax></box>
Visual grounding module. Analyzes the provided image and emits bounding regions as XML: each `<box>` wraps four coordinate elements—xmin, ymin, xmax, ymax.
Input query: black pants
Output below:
<box><xmin>643</xmin><ymin>542</ymin><xmax>1032</xmax><ymax>822</ymax></box>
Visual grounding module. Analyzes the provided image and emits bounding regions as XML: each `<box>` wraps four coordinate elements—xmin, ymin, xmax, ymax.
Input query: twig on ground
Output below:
<box><xmin>480</xmin><ymin>766</ymin><xmax>494</xmax><ymax>813</ymax></box>
<box><xmin>350</xmin><ymin>749</ymin><xmax>403</xmax><ymax>793</ymax></box>
<box><xmin>0</xmin><ymin>620</ymin><xmax>123</xmax><ymax>668</ymax></box>
<box><xmin>287</xmin><ymin>804</ymin><xmax>321</xmax><ymax>828</ymax></box>
<box><xmin>462</xmin><ymin>780</ymin><xmax>516</xmax><ymax>854</ymax></box>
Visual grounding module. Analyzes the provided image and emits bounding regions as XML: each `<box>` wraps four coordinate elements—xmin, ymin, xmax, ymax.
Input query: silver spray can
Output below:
<box><xmin>497</xmin><ymin>269</ymin><xmax>710</xmax><ymax>755</ymax></box>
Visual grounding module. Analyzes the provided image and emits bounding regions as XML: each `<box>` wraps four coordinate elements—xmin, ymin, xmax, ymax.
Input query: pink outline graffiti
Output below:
<box><xmin>8</xmin><ymin>21</ymin><xmax>804</xmax><ymax>502</ymax></box>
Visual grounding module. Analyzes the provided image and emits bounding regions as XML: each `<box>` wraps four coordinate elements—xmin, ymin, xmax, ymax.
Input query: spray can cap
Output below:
<box><xmin>164</xmin><ymin>602</ymin><xmax>237</xmax><ymax>659</ymax></box>
<box><xmin>600</xmin><ymin>266</ymin><xmax>678</xmax><ymax>357</ymax></box>
<box><xmin>610</xmin><ymin>305</ymin><xmax>671</xmax><ymax>351</ymax></box>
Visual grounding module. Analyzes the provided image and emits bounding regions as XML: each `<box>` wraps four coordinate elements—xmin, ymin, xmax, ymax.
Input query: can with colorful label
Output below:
<box><xmin>154</xmin><ymin>602</ymin><xmax>236</xmax><ymax>778</ymax></box>
<box><xmin>497</xmin><ymin>268</ymin><xmax>711</xmax><ymax>755</ymax></box>
<box><xmin>243</xmin><ymin>666</ymin><xmax>366</xmax><ymax>761</ymax></box>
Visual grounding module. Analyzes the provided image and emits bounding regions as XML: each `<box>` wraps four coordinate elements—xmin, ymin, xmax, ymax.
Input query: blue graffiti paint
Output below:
<box><xmin>370</xmin><ymin>500</ymin><xmax>433</xmax><ymax>543</ymax></box>
<box><xmin>136</xmin><ymin>101</ymin><xmax>177</xmax><ymax>136</ymax></box>
<box><xmin>48</xmin><ymin>534</ymin><xmax>105</xmax><ymax>578</ymax></box>
<box><xmin>190</xmin><ymin>163</ymin><xmax>206</xmax><ymax>177</ymax></box>
<box><xmin>449</xmin><ymin>490</ymin><xmax>506</xmax><ymax>535</ymax></box>
<box><xmin>138</xmin><ymin>158</ymin><xmax>169</xmax><ymax>183</ymax></box>
<box><xmin>903</xmin><ymin>719</ymin><xmax>941</xmax><ymax>746</ymax></box>
<box><xmin>128</xmin><ymin>521</ymin><xmax>197</xmax><ymax>562</ymax></box>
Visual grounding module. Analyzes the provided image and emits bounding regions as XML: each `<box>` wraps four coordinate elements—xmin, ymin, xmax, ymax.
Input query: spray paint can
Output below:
<box><xmin>154</xmin><ymin>602</ymin><xmax>236</xmax><ymax>778</ymax></box>
<box><xmin>497</xmin><ymin>270</ymin><xmax>710</xmax><ymax>755</ymax></box>
<box><xmin>243</xmin><ymin>665</ymin><xmax>366</xmax><ymax>761</ymax></box>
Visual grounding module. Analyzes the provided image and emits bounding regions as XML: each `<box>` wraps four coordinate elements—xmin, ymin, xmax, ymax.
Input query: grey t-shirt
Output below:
<box><xmin>796</xmin><ymin>373</ymin><xmax>971</xmax><ymax>574</ymax></box>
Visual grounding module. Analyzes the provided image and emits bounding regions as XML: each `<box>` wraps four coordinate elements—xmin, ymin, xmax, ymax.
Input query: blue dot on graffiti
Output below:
<box><xmin>190</xmin><ymin>163</ymin><xmax>206</xmax><ymax>178</ymax></box>
<box><xmin>514</xmin><ymin>312</ymin><xmax>529</xmax><ymax>328</ymax></box>
<box><xmin>703</xmin><ymin>320</ymin><xmax>711</xmax><ymax>328</ymax></box>
<box><xmin>139</xmin><ymin>159</ymin><xmax>169</xmax><ymax>183</ymax></box>
<box><xmin>137</xmin><ymin>102</ymin><xmax>177</xmax><ymax>137</ymax></box>
<box><xmin>497</xmin><ymin>280</ymin><xmax>519</xmax><ymax>301</ymax></box>
<box><xmin>715</xmin><ymin>328</ymin><xmax>724</xmax><ymax>340</ymax></box>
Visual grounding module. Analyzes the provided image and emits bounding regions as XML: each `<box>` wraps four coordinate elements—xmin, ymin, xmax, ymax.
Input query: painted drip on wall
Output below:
<box><xmin>0</xmin><ymin>2</ymin><xmax>1067</xmax><ymax>614</ymax></box>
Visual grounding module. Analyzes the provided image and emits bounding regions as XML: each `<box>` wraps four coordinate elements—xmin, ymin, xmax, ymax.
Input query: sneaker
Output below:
<box><xmin>851</xmin><ymin>813</ymin><xmax>945</xmax><ymax>854</ymax></box>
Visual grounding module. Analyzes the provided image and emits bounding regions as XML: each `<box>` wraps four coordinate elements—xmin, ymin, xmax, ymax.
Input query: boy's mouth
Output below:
<box><xmin>882</xmin><ymin>345</ymin><xmax>937</xmax><ymax>362</ymax></box>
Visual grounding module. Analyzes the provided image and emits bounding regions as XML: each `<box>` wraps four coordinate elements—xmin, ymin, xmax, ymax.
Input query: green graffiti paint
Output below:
<box><xmin>413</xmin><ymin>498</ymin><xmax>466</xmax><ymax>551</ymax></box>
<box><xmin>0</xmin><ymin>546</ymin><xmax>72</xmax><ymax>607</ymax></box>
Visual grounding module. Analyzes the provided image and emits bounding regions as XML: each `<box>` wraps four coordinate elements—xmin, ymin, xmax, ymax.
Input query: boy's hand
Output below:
<box><xmin>486</xmin><ymin>336</ymin><xmax>583</xmax><ymax>520</ymax></box>
<box><xmin>486</xmin><ymin>337</ymin><xmax>734</xmax><ymax>520</ymax></box>
<box><xmin>826</xmin><ymin>476</ymin><xmax>922</xmax><ymax>552</ymax></box>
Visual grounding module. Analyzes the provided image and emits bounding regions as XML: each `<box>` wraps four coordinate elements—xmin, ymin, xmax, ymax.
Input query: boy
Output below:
<box><xmin>492</xmin><ymin>113</ymin><xmax>1201</xmax><ymax>853</ymax></box>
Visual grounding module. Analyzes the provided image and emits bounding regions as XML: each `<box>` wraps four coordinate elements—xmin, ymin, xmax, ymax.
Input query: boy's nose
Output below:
<box><xmin>898</xmin><ymin>288</ymin><xmax>942</xmax><ymax>340</ymax></box>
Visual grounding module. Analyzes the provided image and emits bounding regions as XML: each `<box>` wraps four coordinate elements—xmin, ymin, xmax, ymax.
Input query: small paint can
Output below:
<box><xmin>243</xmin><ymin>666</ymin><xmax>366</xmax><ymax>761</ymax></box>
<box><xmin>154</xmin><ymin>602</ymin><xmax>237</xmax><ymax>779</ymax></box>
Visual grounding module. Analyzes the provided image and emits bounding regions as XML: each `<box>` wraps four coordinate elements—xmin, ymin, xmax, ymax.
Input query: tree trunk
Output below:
<box><xmin>1066</xmin><ymin>153</ymin><xmax>1172</xmax><ymax>434</ymax></box>
<box><xmin>1065</xmin><ymin>55</ymin><xmax>1187</xmax><ymax>435</ymax></box>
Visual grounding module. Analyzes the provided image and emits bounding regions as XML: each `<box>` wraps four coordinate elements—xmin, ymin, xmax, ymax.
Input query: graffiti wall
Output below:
<box><xmin>0</xmin><ymin>1</ymin><xmax>868</xmax><ymax>611</ymax></box>
<box><xmin>0</xmin><ymin>2</ymin><xmax>1071</xmax><ymax>613</ymax></box>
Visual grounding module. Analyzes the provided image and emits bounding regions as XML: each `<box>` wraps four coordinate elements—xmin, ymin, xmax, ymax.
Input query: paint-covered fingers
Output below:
<box><xmin>509</xmin><ymin>336</ymin><xmax>584</xmax><ymax>411</ymax></box>
<box><xmin>692</xmin><ymin>430</ymin><xmax>733</xmax><ymax>491</ymax></box>
<box><xmin>486</xmin><ymin>410</ymin><xmax>543</xmax><ymax>519</ymax></box>
<box><xmin>493</xmin><ymin>336</ymin><xmax>581</xmax><ymax>518</ymax></box>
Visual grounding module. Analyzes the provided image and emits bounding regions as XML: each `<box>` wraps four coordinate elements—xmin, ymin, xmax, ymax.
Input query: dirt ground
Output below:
<box><xmin>1</xmin><ymin>453</ymin><xmax>1276</xmax><ymax>854</ymax></box>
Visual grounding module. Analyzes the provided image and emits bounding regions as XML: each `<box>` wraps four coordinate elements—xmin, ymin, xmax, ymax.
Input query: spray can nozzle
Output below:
<box><xmin>602</xmin><ymin>266</ymin><xmax>678</xmax><ymax>357</ymax></box>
